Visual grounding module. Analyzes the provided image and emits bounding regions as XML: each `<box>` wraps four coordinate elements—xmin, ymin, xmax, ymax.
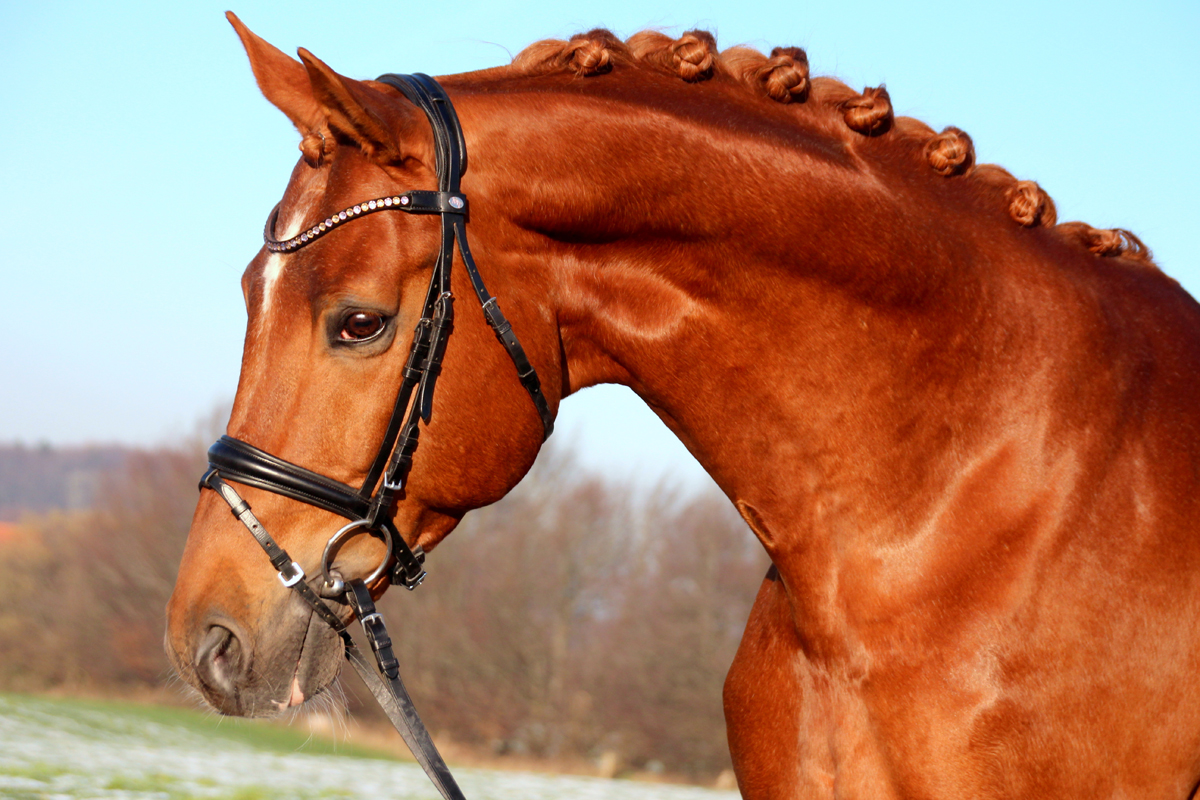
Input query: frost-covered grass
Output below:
<box><xmin>0</xmin><ymin>694</ymin><xmax>740</xmax><ymax>799</ymax></box>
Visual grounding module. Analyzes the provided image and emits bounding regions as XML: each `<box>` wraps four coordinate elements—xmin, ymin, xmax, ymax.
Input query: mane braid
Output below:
<box><xmin>506</xmin><ymin>28</ymin><xmax>1157</xmax><ymax>268</ymax></box>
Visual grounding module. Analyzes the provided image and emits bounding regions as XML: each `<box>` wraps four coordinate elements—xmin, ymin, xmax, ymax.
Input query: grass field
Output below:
<box><xmin>0</xmin><ymin>693</ymin><xmax>740</xmax><ymax>799</ymax></box>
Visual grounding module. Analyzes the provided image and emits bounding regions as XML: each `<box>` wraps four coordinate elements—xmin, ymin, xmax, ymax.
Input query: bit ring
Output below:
<box><xmin>320</xmin><ymin>519</ymin><xmax>392</xmax><ymax>597</ymax></box>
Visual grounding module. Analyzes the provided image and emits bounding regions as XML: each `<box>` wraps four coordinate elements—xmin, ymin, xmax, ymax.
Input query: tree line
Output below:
<box><xmin>0</xmin><ymin>443</ymin><xmax>128</xmax><ymax>520</ymax></box>
<box><xmin>0</xmin><ymin>428</ymin><xmax>768</xmax><ymax>779</ymax></box>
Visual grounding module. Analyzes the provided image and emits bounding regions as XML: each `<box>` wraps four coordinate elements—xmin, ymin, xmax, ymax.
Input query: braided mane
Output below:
<box><xmin>508</xmin><ymin>29</ymin><xmax>1152</xmax><ymax>265</ymax></box>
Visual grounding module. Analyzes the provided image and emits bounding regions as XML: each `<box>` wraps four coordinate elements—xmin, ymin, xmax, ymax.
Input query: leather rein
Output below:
<box><xmin>198</xmin><ymin>73</ymin><xmax>553</xmax><ymax>800</ymax></box>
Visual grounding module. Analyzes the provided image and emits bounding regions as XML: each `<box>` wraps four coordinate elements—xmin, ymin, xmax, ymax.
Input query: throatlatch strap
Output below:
<box><xmin>453</xmin><ymin>219</ymin><xmax>554</xmax><ymax>440</ymax></box>
<box><xmin>377</xmin><ymin>73</ymin><xmax>552</xmax><ymax>442</ymax></box>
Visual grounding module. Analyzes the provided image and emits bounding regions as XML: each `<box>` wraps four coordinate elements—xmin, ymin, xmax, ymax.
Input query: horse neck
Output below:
<box><xmin>462</xmin><ymin>79</ymin><xmax>1065</xmax><ymax>540</ymax></box>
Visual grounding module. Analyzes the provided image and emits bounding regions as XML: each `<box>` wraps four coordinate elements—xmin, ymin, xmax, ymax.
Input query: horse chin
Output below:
<box><xmin>277</xmin><ymin>612</ymin><xmax>346</xmax><ymax>716</ymax></box>
<box><xmin>193</xmin><ymin>604</ymin><xmax>346</xmax><ymax>719</ymax></box>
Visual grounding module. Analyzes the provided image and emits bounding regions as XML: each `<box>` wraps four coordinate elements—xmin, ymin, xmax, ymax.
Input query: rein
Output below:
<box><xmin>199</xmin><ymin>73</ymin><xmax>554</xmax><ymax>800</ymax></box>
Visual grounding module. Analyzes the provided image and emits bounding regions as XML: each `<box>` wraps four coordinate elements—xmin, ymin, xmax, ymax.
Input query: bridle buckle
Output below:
<box><xmin>277</xmin><ymin>560</ymin><xmax>305</xmax><ymax>587</ymax></box>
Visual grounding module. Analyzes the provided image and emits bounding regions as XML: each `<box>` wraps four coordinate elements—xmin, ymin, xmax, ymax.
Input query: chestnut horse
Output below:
<box><xmin>166</xmin><ymin>14</ymin><xmax>1200</xmax><ymax>798</ymax></box>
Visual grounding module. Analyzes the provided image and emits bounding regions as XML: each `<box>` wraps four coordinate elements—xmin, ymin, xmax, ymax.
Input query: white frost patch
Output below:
<box><xmin>0</xmin><ymin>695</ymin><xmax>741</xmax><ymax>800</ymax></box>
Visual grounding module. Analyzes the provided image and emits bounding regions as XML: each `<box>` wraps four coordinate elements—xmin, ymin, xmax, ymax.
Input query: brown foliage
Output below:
<box><xmin>381</xmin><ymin>446</ymin><xmax>768</xmax><ymax>777</ymax></box>
<box><xmin>0</xmin><ymin>443</ymin><xmax>205</xmax><ymax>688</ymax></box>
<box><xmin>0</xmin><ymin>425</ymin><xmax>766</xmax><ymax>779</ymax></box>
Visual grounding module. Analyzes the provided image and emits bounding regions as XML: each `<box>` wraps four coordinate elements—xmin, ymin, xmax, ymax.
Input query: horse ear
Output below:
<box><xmin>296</xmin><ymin>48</ymin><xmax>409</xmax><ymax>164</ymax></box>
<box><xmin>226</xmin><ymin>12</ymin><xmax>324</xmax><ymax>135</ymax></box>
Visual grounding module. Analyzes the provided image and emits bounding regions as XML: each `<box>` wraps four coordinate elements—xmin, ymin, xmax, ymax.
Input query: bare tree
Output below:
<box><xmin>0</xmin><ymin>418</ymin><xmax>768</xmax><ymax>781</ymax></box>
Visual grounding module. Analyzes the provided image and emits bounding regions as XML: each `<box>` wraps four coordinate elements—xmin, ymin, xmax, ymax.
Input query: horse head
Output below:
<box><xmin>165</xmin><ymin>14</ymin><xmax>558</xmax><ymax>716</ymax></box>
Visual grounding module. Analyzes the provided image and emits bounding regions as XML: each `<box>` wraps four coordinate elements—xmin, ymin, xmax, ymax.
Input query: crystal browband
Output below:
<box><xmin>264</xmin><ymin>190</ymin><xmax>468</xmax><ymax>253</ymax></box>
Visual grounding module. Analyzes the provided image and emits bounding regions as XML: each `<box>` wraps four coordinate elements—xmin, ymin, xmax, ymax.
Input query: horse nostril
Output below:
<box><xmin>195</xmin><ymin>624</ymin><xmax>243</xmax><ymax>697</ymax></box>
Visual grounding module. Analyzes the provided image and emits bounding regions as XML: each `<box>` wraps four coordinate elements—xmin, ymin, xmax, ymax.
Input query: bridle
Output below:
<box><xmin>198</xmin><ymin>73</ymin><xmax>553</xmax><ymax>800</ymax></box>
<box><xmin>206</xmin><ymin>71</ymin><xmax>552</xmax><ymax>590</ymax></box>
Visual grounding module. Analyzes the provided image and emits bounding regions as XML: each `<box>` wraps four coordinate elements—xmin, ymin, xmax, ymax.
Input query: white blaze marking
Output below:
<box><xmin>259</xmin><ymin>253</ymin><xmax>286</xmax><ymax>317</ymax></box>
<box><xmin>259</xmin><ymin>202</ymin><xmax>310</xmax><ymax>316</ymax></box>
<box><xmin>258</xmin><ymin>170</ymin><xmax>330</xmax><ymax>317</ymax></box>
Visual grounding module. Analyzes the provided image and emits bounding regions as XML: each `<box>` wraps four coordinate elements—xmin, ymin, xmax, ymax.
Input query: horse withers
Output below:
<box><xmin>166</xmin><ymin>14</ymin><xmax>1200</xmax><ymax>798</ymax></box>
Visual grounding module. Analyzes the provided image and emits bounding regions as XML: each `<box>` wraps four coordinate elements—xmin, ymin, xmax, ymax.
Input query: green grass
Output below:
<box><xmin>104</xmin><ymin>772</ymin><xmax>183</xmax><ymax>792</ymax></box>
<box><xmin>0</xmin><ymin>700</ymin><xmax>377</xmax><ymax>800</ymax></box>
<box><xmin>101</xmin><ymin>774</ymin><xmax>321</xmax><ymax>800</ymax></box>
<box><xmin>0</xmin><ymin>692</ymin><xmax>395</xmax><ymax>761</ymax></box>
<box><xmin>0</xmin><ymin>790</ymin><xmax>60</xmax><ymax>800</ymax></box>
<box><xmin>0</xmin><ymin>769</ymin><xmax>354</xmax><ymax>800</ymax></box>
<box><xmin>0</xmin><ymin>762</ymin><xmax>72</xmax><ymax>782</ymax></box>
<box><xmin>100</xmin><ymin>774</ymin><xmax>353</xmax><ymax>800</ymax></box>
<box><xmin>100</xmin><ymin>775</ymin><xmax>362</xmax><ymax>800</ymax></box>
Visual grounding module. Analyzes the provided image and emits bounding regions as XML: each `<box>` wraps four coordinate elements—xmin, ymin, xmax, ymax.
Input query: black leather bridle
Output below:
<box><xmin>198</xmin><ymin>73</ymin><xmax>554</xmax><ymax>800</ymax></box>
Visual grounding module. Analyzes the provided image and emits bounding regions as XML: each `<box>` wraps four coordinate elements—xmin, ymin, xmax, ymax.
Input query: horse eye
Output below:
<box><xmin>340</xmin><ymin>312</ymin><xmax>385</xmax><ymax>341</ymax></box>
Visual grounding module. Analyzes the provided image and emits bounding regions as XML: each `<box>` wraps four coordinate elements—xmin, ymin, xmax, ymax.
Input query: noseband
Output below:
<box><xmin>198</xmin><ymin>73</ymin><xmax>553</xmax><ymax>800</ymax></box>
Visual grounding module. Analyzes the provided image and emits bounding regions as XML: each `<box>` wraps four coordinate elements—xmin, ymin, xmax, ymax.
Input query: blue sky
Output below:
<box><xmin>3</xmin><ymin>1</ymin><xmax>1197</xmax><ymax>490</ymax></box>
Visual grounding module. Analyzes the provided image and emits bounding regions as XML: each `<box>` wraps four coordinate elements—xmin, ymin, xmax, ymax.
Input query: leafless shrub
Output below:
<box><xmin>0</xmin><ymin>416</ymin><xmax>768</xmax><ymax>780</ymax></box>
<box><xmin>381</xmin><ymin>448</ymin><xmax>768</xmax><ymax>778</ymax></box>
